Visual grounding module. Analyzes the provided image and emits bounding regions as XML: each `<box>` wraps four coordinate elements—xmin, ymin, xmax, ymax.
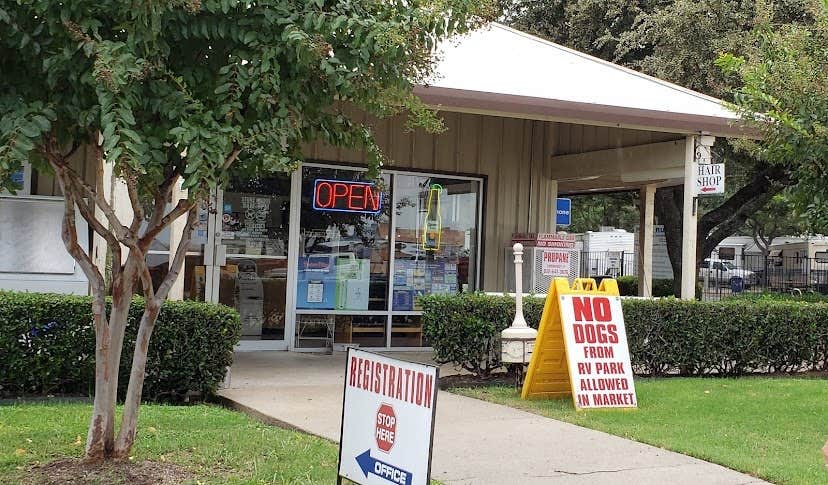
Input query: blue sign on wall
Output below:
<box><xmin>556</xmin><ymin>198</ymin><xmax>571</xmax><ymax>226</ymax></box>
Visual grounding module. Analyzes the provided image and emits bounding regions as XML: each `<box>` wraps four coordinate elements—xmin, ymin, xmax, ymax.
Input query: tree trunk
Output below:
<box><xmin>44</xmin><ymin>137</ymin><xmax>229</xmax><ymax>461</ymax></box>
<box><xmin>113</xmin><ymin>303</ymin><xmax>161</xmax><ymax>457</ymax></box>
<box><xmin>113</xmin><ymin>205</ymin><xmax>197</xmax><ymax>458</ymax></box>
<box><xmin>655</xmin><ymin>186</ymin><xmax>684</xmax><ymax>296</ymax></box>
<box><xmin>84</xmin><ymin>296</ymin><xmax>114</xmax><ymax>461</ymax></box>
<box><xmin>85</xmin><ymin>287</ymin><xmax>133</xmax><ymax>461</ymax></box>
<box><xmin>655</xmin><ymin>165</ymin><xmax>790</xmax><ymax>297</ymax></box>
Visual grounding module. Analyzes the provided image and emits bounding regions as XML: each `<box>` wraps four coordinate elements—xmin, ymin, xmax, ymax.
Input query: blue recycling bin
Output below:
<box><xmin>730</xmin><ymin>276</ymin><xmax>744</xmax><ymax>294</ymax></box>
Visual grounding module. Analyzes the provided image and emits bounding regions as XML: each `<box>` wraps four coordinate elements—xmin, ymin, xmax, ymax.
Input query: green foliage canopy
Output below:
<box><xmin>718</xmin><ymin>1</ymin><xmax>828</xmax><ymax>225</ymax></box>
<box><xmin>0</xmin><ymin>0</ymin><xmax>495</xmax><ymax>195</ymax></box>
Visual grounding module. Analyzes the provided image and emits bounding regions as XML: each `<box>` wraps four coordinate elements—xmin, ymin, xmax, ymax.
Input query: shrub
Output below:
<box><xmin>420</xmin><ymin>293</ymin><xmax>545</xmax><ymax>377</ymax></box>
<box><xmin>616</xmin><ymin>276</ymin><xmax>638</xmax><ymax>296</ymax></box>
<box><xmin>616</xmin><ymin>276</ymin><xmax>701</xmax><ymax>298</ymax></box>
<box><xmin>727</xmin><ymin>291</ymin><xmax>828</xmax><ymax>304</ymax></box>
<box><xmin>421</xmin><ymin>293</ymin><xmax>828</xmax><ymax>377</ymax></box>
<box><xmin>0</xmin><ymin>291</ymin><xmax>240</xmax><ymax>400</ymax></box>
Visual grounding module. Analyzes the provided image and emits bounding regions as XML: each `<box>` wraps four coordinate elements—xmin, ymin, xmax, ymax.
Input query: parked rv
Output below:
<box><xmin>759</xmin><ymin>240</ymin><xmax>828</xmax><ymax>293</ymax></box>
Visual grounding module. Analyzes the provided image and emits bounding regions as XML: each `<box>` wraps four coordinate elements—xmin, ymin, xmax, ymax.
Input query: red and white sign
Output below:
<box><xmin>695</xmin><ymin>163</ymin><xmax>725</xmax><ymax>195</ymax></box>
<box><xmin>375</xmin><ymin>404</ymin><xmax>396</xmax><ymax>453</ymax></box>
<box><xmin>338</xmin><ymin>349</ymin><xmax>438</xmax><ymax>485</ymax></box>
<box><xmin>313</xmin><ymin>179</ymin><xmax>382</xmax><ymax>214</ymax></box>
<box><xmin>559</xmin><ymin>295</ymin><xmax>637</xmax><ymax>409</ymax></box>
<box><xmin>541</xmin><ymin>249</ymin><xmax>570</xmax><ymax>277</ymax></box>
<box><xmin>512</xmin><ymin>232</ymin><xmax>577</xmax><ymax>249</ymax></box>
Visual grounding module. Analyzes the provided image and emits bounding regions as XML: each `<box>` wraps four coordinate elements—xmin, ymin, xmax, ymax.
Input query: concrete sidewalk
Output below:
<box><xmin>218</xmin><ymin>351</ymin><xmax>767</xmax><ymax>485</ymax></box>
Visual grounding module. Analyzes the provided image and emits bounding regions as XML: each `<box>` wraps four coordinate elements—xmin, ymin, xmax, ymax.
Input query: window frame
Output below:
<box><xmin>293</xmin><ymin>161</ymin><xmax>485</xmax><ymax>349</ymax></box>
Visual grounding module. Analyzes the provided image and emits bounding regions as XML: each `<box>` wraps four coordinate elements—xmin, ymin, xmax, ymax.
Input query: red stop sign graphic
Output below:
<box><xmin>375</xmin><ymin>403</ymin><xmax>396</xmax><ymax>453</ymax></box>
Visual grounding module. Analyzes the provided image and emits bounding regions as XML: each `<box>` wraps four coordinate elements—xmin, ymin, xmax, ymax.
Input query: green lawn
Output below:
<box><xmin>453</xmin><ymin>378</ymin><xmax>828</xmax><ymax>485</ymax></box>
<box><xmin>0</xmin><ymin>403</ymin><xmax>340</xmax><ymax>484</ymax></box>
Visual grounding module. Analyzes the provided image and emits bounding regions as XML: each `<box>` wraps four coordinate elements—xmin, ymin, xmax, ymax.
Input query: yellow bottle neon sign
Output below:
<box><xmin>422</xmin><ymin>184</ymin><xmax>443</xmax><ymax>251</ymax></box>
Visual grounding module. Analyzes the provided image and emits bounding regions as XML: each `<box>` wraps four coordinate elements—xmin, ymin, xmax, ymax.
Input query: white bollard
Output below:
<box><xmin>501</xmin><ymin>243</ymin><xmax>538</xmax><ymax>364</ymax></box>
<box><xmin>512</xmin><ymin>243</ymin><xmax>528</xmax><ymax>329</ymax></box>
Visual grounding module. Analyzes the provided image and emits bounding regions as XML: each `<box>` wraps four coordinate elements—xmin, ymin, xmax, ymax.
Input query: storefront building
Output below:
<box><xmin>159</xmin><ymin>164</ymin><xmax>484</xmax><ymax>351</ymax></box>
<box><xmin>0</xmin><ymin>23</ymin><xmax>748</xmax><ymax>351</ymax></box>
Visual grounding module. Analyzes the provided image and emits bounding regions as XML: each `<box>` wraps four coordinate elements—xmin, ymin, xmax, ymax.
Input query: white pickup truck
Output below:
<box><xmin>698</xmin><ymin>259</ymin><xmax>757</xmax><ymax>287</ymax></box>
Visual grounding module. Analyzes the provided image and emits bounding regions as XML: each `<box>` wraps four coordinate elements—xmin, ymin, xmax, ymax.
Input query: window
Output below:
<box><xmin>293</xmin><ymin>165</ymin><xmax>482</xmax><ymax>349</ymax></box>
<box><xmin>296</xmin><ymin>167</ymin><xmax>391</xmax><ymax>312</ymax></box>
<box><xmin>391</xmin><ymin>175</ymin><xmax>480</xmax><ymax>310</ymax></box>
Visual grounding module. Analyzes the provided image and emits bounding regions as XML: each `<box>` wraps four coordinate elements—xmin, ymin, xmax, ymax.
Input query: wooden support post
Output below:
<box><xmin>681</xmin><ymin>136</ymin><xmax>698</xmax><ymax>300</ymax></box>
<box><xmin>638</xmin><ymin>184</ymin><xmax>656</xmax><ymax>297</ymax></box>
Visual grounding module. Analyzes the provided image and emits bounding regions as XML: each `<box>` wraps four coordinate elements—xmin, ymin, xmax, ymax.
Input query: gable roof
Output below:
<box><xmin>415</xmin><ymin>23</ymin><xmax>749</xmax><ymax>137</ymax></box>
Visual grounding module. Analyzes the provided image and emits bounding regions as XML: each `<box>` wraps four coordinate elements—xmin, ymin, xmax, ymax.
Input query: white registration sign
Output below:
<box><xmin>337</xmin><ymin>349</ymin><xmax>438</xmax><ymax>485</ymax></box>
<box><xmin>695</xmin><ymin>163</ymin><xmax>725</xmax><ymax>195</ymax></box>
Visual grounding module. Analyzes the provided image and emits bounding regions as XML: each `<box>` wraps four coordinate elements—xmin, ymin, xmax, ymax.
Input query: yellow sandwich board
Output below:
<box><xmin>521</xmin><ymin>278</ymin><xmax>638</xmax><ymax>409</ymax></box>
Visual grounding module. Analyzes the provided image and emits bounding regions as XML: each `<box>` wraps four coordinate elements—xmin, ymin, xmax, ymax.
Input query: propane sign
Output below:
<box><xmin>337</xmin><ymin>349</ymin><xmax>438</xmax><ymax>485</ymax></box>
<box><xmin>695</xmin><ymin>163</ymin><xmax>725</xmax><ymax>195</ymax></box>
<box><xmin>541</xmin><ymin>249</ymin><xmax>570</xmax><ymax>277</ymax></box>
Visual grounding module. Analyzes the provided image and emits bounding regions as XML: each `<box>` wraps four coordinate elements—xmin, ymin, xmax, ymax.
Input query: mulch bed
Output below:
<box><xmin>439</xmin><ymin>373</ymin><xmax>518</xmax><ymax>390</ymax></box>
<box><xmin>23</xmin><ymin>459</ymin><xmax>194</xmax><ymax>485</ymax></box>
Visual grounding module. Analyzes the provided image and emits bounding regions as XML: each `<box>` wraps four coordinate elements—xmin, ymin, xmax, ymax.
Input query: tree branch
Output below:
<box><xmin>698</xmin><ymin>164</ymin><xmax>790</xmax><ymax>239</ymax></box>
<box><xmin>222</xmin><ymin>145</ymin><xmax>242</xmax><ymax>170</ymax></box>
<box><xmin>154</xmin><ymin>205</ymin><xmax>198</xmax><ymax>302</ymax></box>
<box><xmin>62</xmin><ymin>140</ymin><xmax>81</xmax><ymax>160</ymax></box>
<box><xmin>64</xmin><ymin>174</ymin><xmax>124</xmax><ymax>281</ymax></box>
<box><xmin>139</xmin><ymin>197</ymin><xmax>195</xmax><ymax>249</ymax></box>
<box><xmin>144</xmin><ymin>174</ymin><xmax>179</xmax><ymax>234</ymax></box>
<box><xmin>700</xmin><ymin>189</ymin><xmax>776</xmax><ymax>259</ymax></box>
<box><xmin>123</xmin><ymin>171</ymin><xmax>144</xmax><ymax>233</ymax></box>
<box><xmin>60</xmin><ymin>163</ymin><xmax>137</xmax><ymax>247</ymax></box>
<box><xmin>51</xmin><ymin>162</ymin><xmax>106</xmax><ymax>294</ymax></box>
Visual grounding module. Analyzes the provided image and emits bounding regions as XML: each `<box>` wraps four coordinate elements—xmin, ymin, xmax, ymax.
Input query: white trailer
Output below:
<box><xmin>765</xmin><ymin>239</ymin><xmax>828</xmax><ymax>292</ymax></box>
<box><xmin>578</xmin><ymin>228</ymin><xmax>635</xmax><ymax>278</ymax></box>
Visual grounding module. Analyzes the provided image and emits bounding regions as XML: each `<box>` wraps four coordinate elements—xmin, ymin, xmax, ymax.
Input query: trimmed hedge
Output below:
<box><xmin>421</xmin><ymin>293</ymin><xmax>828</xmax><ymax>377</ymax></box>
<box><xmin>615</xmin><ymin>275</ymin><xmax>702</xmax><ymax>298</ymax></box>
<box><xmin>0</xmin><ymin>291</ymin><xmax>240</xmax><ymax>400</ymax></box>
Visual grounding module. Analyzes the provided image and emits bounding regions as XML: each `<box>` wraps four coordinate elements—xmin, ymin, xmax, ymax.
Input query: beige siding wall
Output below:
<box><xmin>36</xmin><ymin>113</ymin><xmax>683</xmax><ymax>292</ymax></box>
<box><xmin>306</xmin><ymin>113</ymin><xmax>684</xmax><ymax>292</ymax></box>
<box><xmin>32</xmin><ymin>144</ymin><xmax>98</xmax><ymax>196</ymax></box>
<box><xmin>555</xmin><ymin>122</ymin><xmax>681</xmax><ymax>155</ymax></box>
<box><xmin>306</xmin><ymin>112</ymin><xmax>556</xmax><ymax>291</ymax></box>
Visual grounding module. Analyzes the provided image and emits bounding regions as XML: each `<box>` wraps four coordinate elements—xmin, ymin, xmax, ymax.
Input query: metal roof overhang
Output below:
<box><xmin>415</xmin><ymin>85</ymin><xmax>756</xmax><ymax>139</ymax></box>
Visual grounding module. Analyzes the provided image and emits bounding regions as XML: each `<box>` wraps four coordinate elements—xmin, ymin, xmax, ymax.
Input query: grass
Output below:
<box><xmin>0</xmin><ymin>402</ymin><xmax>341</xmax><ymax>484</ymax></box>
<box><xmin>453</xmin><ymin>377</ymin><xmax>828</xmax><ymax>485</ymax></box>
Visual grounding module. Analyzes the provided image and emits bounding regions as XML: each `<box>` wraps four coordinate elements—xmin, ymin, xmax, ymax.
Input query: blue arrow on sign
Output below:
<box><xmin>355</xmin><ymin>449</ymin><xmax>413</xmax><ymax>485</ymax></box>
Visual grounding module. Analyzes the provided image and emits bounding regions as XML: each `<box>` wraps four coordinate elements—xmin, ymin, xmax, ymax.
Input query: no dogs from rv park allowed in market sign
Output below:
<box><xmin>522</xmin><ymin>278</ymin><xmax>638</xmax><ymax>410</ymax></box>
<box><xmin>337</xmin><ymin>349</ymin><xmax>439</xmax><ymax>485</ymax></box>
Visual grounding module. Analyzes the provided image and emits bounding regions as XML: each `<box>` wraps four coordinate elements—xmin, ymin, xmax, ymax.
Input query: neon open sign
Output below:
<box><xmin>313</xmin><ymin>179</ymin><xmax>382</xmax><ymax>214</ymax></box>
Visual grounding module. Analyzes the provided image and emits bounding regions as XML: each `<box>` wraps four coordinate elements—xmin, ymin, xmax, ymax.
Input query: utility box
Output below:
<box><xmin>505</xmin><ymin>233</ymin><xmax>581</xmax><ymax>293</ymax></box>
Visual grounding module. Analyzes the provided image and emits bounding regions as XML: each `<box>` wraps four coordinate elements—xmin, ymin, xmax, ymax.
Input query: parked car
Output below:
<box><xmin>698</xmin><ymin>259</ymin><xmax>757</xmax><ymax>287</ymax></box>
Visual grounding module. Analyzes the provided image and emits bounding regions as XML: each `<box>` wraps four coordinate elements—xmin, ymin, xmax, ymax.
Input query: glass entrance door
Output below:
<box><xmin>212</xmin><ymin>175</ymin><xmax>292</xmax><ymax>344</ymax></box>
